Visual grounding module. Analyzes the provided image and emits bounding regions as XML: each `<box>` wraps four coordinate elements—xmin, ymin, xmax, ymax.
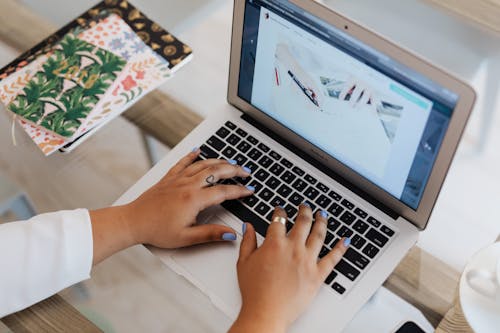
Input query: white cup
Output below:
<box><xmin>466</xmin><ymin>257</ymin><xmax>500</xmax><ymax>302</ymax></box>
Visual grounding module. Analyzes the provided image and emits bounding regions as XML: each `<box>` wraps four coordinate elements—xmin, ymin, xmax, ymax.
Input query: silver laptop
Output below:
<box><xmin>149</xmin><ymin>0</ymin><xmax>475</xmax><ymax>331</ymax></box>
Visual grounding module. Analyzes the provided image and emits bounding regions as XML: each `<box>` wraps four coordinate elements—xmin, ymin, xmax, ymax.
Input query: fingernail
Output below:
<box><xmin>222</xmin><ymin>233</ymin><xmax>237</xmax><ymax>241</ymax></box>
<box><xmin>243</xmin><ymin>166</ymin><xmax>252</xmax><ymax>174</ymax></box>
<box><xmin>228</xmin><ymin>159</ymin><xmax>238</xmax><ymax>165</ymax></box>
<box><xmin>343</xmin><ymin>237</ymin><xmax>351</xmax><ymax>247</ymax></box>
<box><xmin>302</xmin><ymin>202</ymin><xmax>310</xmax><ymax>208</ymax></box>
<box><xmin>242</xmin><ymin>223</ymin><xmax>247</xmax><ymax>235</ymax></box>
<box><xmin>246</xmin><ymin>185</ymin><xmax>255</xmax><ymax>192</ymax></box>
<box><xmin>320</xmin><ymin>210</ymin><xmax>328</xmax><ymax>218</ymax></box>
<box><xmin>192</xmin><ymin>146</ymin><xmax>198</xmax><ymax>152</ymax></box>
<box><xmin>276</xmin><ymin>205</ymin><xmax>285</xmax><ymax>210</ymax></box>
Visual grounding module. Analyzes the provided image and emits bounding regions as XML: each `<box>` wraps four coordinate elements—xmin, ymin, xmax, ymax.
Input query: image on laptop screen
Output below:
<box><xmin>237</xmin><ymin>0</ymin><xmax>459</xmax><ymax>210</ymax></box>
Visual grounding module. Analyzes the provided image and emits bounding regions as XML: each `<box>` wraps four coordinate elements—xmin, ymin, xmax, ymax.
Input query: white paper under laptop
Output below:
<box><xmin>115</xmin><ymin>0</ymin><xmax>475</xmax><ymax>331</ymax></box>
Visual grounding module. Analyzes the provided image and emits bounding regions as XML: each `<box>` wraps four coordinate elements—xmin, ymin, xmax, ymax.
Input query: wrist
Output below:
<box><xmin>230</xmin><ymin>306</ymin><xmax>287</xmax><ymax>333</ymax></box>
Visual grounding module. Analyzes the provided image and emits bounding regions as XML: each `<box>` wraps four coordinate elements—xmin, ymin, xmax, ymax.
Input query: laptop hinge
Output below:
<box><xmin>241</xmin><ymin>113</ymin><xmax>399</xmax><ymax>220</ymax></box>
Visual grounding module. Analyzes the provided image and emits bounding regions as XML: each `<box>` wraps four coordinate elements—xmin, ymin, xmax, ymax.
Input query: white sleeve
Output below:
<box><xmin>0</xmin><ymin>209</ymin><xmax>93</xmax><ymax>317</ymax></box>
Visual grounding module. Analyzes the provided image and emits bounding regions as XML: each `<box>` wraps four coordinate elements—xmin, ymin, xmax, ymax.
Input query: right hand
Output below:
<box><xmin>230</xmin><ymin>204</ymin><xmax>350</xmax><ymax>332</ymax></box>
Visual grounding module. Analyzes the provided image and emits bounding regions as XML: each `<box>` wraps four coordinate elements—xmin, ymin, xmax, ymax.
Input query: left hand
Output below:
<box><xmin>123</xmin><ymin>149</ymin><xmax>254</xmax><ymax>248</ymax></box>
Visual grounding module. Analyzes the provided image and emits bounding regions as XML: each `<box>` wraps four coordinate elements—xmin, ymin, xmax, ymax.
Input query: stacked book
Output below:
<box><xmin>0</xmin><ymin>0</ymin><xmax>192</xmax><ymax>155</ymax></box>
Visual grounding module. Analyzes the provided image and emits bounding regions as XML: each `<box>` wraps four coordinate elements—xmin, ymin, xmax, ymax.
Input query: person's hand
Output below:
<box><xmin>90</xmin><ymin>149</ymin><xmax>255</xmax><ymax>264</ymax></box>
<box><xmin>229</xmin><ymin>204</ymin><xmax>350</xmax><ymax>332</ymax></box>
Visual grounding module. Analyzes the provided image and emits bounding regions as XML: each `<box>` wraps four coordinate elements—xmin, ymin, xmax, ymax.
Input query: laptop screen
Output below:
<box><xmin>237</xmin><ymin>0</ymin><xmax>459</xmax><ymax>210</ymax></box>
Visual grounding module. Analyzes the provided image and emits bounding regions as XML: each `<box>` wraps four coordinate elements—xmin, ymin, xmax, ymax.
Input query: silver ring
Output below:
<box><xmin>272</xmin><ymin>216</ymin><xmax>287</xmax><ymax>225</ymax></box>
<box><xmin>205</xmin><ymin>175</ymin><xmax>217</xmax><ymax>187</ymax></box>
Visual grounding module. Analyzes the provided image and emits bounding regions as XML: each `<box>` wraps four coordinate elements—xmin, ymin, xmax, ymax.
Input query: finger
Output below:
<box><xmin>194</xmin><ymin>163</ymin><xmax>252</xmax><ymax>188</ymax></box>
<box><xmin>182</xmin><ymin>158</ymin><xmax>229</xmax><ymax>177</ymax></box>
<box><xmin>288</xmin><ymin>203</ymin><xmax>313</xmax><ymax>244</ymax></box>
<box><xmin>350</xmin><ymin>84</ymin><xmax>365</xmax><ymax>107</ymax></box>
<box><xmin>339</xmin><ymin>80</ymin><xmax>356</xmax><ymax>101</ymax></box>
<box><xmin>317</xmin><ymin>237</ymin><xmax>350</xmax><ymax>279</ymax></box>
<box><xmin>359</xmin><ymin>88</ymin><xmax>372</xmax><ymax>106</ymax></box>
<box><xmin>306</xmin><ymin>210</ymin><xmax>328</xmax><ymax>255</ymax></box>
<box><xmin>181</xmin><ymin>223</ymin><xmax>238</xmax><ymax>246</ymax></box>
<box><xmin>238</xmin><ymin>223</ymin><xmax>257</xmax><ymax>263</ymax></box>
<box><xmin>200</xmin><ymin>184</ymin><xmax>255</xmax><ymax>210</ymax></box>
<box><xmin>163</xmin><ymin>148</ymin><xmax>200</xmax><ymax>179</ymax></box>
<box><xmin>266</xmin><ymin>206</ymin><xmax>287</xmax><ymax>239</ymax></box>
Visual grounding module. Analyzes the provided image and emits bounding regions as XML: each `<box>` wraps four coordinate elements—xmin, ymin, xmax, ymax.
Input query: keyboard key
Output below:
<box><xmin>362</xmin><ymin>243</ymin><xmax>380</xmax><ymax>259</ymax></box>
<box><xmin>270</xmin><ymin>151</ymin><xmax>281</xmax><ymax>160</ymax></box>
<box><xmin>292</xmin><ymin>166</ymin><xmax>305</xmax><ymax>176</ymax></box>
<box><xmin>354</xmin><ymin>207</ymin><xmax>368</xmax><ymax>219</ymax></box>
<box><xmin>234</xmin><ymin>154</ymin><xmax>248</xmax><ymax>165</ymax></box>
<box><xmin>244</xmin><ymin>161</ymin><xmax>258</xmax><ymax>172</ymax></box>
<box><xmin>381</xmin><ymin>225</ymin><xmax>395</xmax><ymax>237</ymax></box>
<box><xmin>289</xmin><ymin>192</ymin><xmax>305</xmax><ymax>206</ymax></box>
<box><xmin>269</xmin><ymin>163</ymin><xmax>285</xmax><ymax>176</ymax></box>
<box><xmin>255</xmin><ymin>169</ymin><xmax>270</xmax><ymax>181</ymax></box>
<box><xmin>332</xmin><ymin>282</ymin><xmax>346</xmax><ymax>295</ymax></box>
<box><xmin>351</xmin><ymin>235</ymin><xmax>366</xmax><ymax>250</ymax></box>
<box><xmin>336</xmin><ymin>259</ymin><xmax>360</xmax><ymax>281</ymax></box>
<box><xmin>258</xmin><ymin>143</ymin><xmax>270</xmax><ymax>153</ymax></box>
<box><xmin>317</xmin><ymin>182</ymin><xmax>329</xmax><ymax>193</ymax></box>
<box><xmin>280</xmin><ymin>171</ymin><xmax>296</xmax><ymax>183</ymax></box>
<box><xmin>304</xmin><ymin>186</ymin><xmax>320</xmax><ymax>200</ymax></box>
<box><xmin>366</xmin><ymin>229</ymin><xmax>389</xmax><ymax>247</ymax></box>
<box><xmin>304</xmin><ymin>174</ymin><xmax>317</xmax><ymax>185</ymax></box>
<box><xmin>216</xmin><ymin>127</ymin><xmax>230</xmax><ymax>139</ymax></box>
<box><xmin>265</xmin><ymin>176</ymin><xmax>280</xmax><ymax>190</ymax></box>
<box><xmin>330</xmin><ymin>237</ymin><xmax>339</xmax><ymax>248</ymax></box>
<box><xmin>328</xmin><ymin>190</ymin><xmax>342</xmax><ymax>201</ymax></box>
<box><xmin>235</xmin><ymin>176</ymin><xmax>251</xmax><ymax>185</ymax></box>
<box><xmin>265</xmin><ymin>210</ymin><xmax>274</xmax><ymax>221</ymax></box>
<box><xmin>206</xmin><ymin>137</ymin><xmax>225</xmax><ymax>153</ymax></box>
<box><xmin>367</xmin><ymin>216</ymin><xmax>381</xmax><ymax>228</ymax></box>
<box><xmin>352</xmin><ymin>220</ymin><xmax>369</xmax><ymax>234</ymax></box>
<box><xmin>341</xmin><ymin>199</ymin><xmax>355</xmax><ymax>210</ymax></box>
<box><xmin>337</xmin><ymin>226</ymin><xmax>354</xmax><ymax>238</ymax></box>
<box><xmin>248</xmin><ymin>180</ymin><xmax>263</xmax><ymax>194</ymax></box>
<box><xmin>328</xmin><ymin>203</ymin><xmax>344</xmax><ymax>217</ymax></box>
<box><xmin>292</xmin><ymin>179</ymin><xmax>308</xmax><ymax>192</ymax></box>
<box><xmin>340</xmin><ymin>211</ymin><xmax>356</xmax><ymax>225</ymax></box>
<box><xmin>277</xmin><ymin>184</ymin><xmax>293</xmax><ymax>198</ymax></box>
<box><xmin>221</xmin><ymin>200</ymin><xmax>269</xmax><ymax>236</ymax></box>
<box><xmin>242</xmin><ymin>195</ymin><xmax>259</xmax><ymax>207</ymax></box>
<box><xmin>327</xmin><ymin>217</ymin><xmax>341</xmax><ymax>232</ymax></box>
<box><xmin>316</xmin><ymin>194</ymin><xmax>332</xmax><ymax>209</ymax></box>
<box><xmin>325</xmin><ymin>231</ymin><xmax>334</xmax><ymax>244</ymax></box>
<box><xmin>227</xmin><ymin>133</ymin><xmax>241</xmax><ymax>145</ymax></box>
<box><xmin>319</xmin><ymin>246</ymin><xmax>329</xmax><ymax>258</ymax></box>
<box><xmin>236</xmin><ymin>128</ymin><xmax>248</xmax><ymax>137</ymax></box>
<box><xmin>237</xmin><ymin>141</ymin><xmax>251</xmax><ymax>153</ymax></box>
<box><xmin>225</xmin><ymin>121</ymin><xmax>236</xmax><ymax>130</ymax></box>
<box><xmin>270</xmin><ymin>196</ymin><xmax>286</xmax><ymax>207</ymax></box>
<box><xmin>255</xmin><ymin>202</ymin><xmax>272</xmax><ymax>216</ymax></box>
<box><xmin>280</xmin><ymin>158</ymin><xmax>293</xmax><ymax>168</ymax></box>
<box><xmin>248</xmin><ymin>148</ymin><xmax>263</xmax><ymax>160</ymax></box>
<box><xmin>200</xmin><ymin>144</ymin><xmax>218</xmax><ymax>159</ymax></box>
<box><xmin>258</xmin><ymin>188</ymin><xmax>274</xmax><ymax>202</ymax></box>
<box><xmin>259</xmin><ymin>156</ymin><xmax>274</xmax><ymax>168</ymax></box>
<box><xmin>284</xmin><ymin>204</ymin><xmax>298</xmax><ymax>219</ymax></box>
<box><xmin>325</xmin><ymin>271</ymin><xmax>337</xmax><ymax>284</ymax></box>
<box><xmin>286</xmin><ymin>221</ymin><xmax>294</xmax><ymax>232</ymax></box>
<box><xmin>305</xmin><ymin>201</ymin><xmax>317</xmax><ymax>212</ymax></box>
<box><xmin>344</xmin><ymin>248</ymin><xmax>370</xmax><ymax>269</ymax></box>
<box><xmin>222</xmin><ymin>146</ymin><xmax>237</xmax><ymax>158</ymax></box>
<box><xmin>247</xmin><ymin>135</ymin><xmax>259</xmax><ymax>145</ymax></box>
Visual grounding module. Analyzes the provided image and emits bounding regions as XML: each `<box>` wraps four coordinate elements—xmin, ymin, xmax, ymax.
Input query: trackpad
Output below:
<box><xmin>171</xmin><ymin>217</ymin><xmax>242</xmax><ymax>318</ymax></box>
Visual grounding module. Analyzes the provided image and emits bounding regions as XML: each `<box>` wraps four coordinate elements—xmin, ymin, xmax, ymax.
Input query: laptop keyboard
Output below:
<box><xmin>197</xmin><ymin>121</ymin><xmax>396</xmax><ymax>296</ymax></box>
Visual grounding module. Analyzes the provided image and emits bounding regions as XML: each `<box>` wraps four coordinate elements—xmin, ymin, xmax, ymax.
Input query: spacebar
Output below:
<box><xmin>221</xmin><ymin>200</ymin><xmax>269</xmax><ymax>237</ymax></box>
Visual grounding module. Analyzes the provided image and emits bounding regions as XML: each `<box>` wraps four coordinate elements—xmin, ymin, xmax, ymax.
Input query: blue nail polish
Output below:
<box><xmin>228</xmin><ymin>159</ymin><xmax>238</xmax><ymax>165</ymax></box>
<box><xmin>222</xmin><ymin>233</ymin><xmax>237</xmax><ymax>241</ymax></box>
<box><xmin>243</xmin><ymin>166</ymin><xmax>252</xmax><ymax>174</ymax></box>
<box><xmin>242</xmin><ymin>223</ymin><xmax>247</xmax><ymax>235</ymax></box>
<box><xmin>302</xmin><ymin>202</ymin><xmax>310</xmax><ymax>208</ymax></box>
<box><xmin>246</xmin><ymin>185</ymin><xmax>256</xmax><ymax>192</ymax></box>
<box><xmin>343</xmin><ymin>237</ymin><xmax>351</xmax><ymax>247</ymax></box>
<box><xmin>192</xmin><ymin>147</ymin><xmax>198</xmax><ymax>152</ymax></box>
<box><xmin>320</xmin><ymin>210</ymin><xmax>328</xmax><ymax>218</ymax></box>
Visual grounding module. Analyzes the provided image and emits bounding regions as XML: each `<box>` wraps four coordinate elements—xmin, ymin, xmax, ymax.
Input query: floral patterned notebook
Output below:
<box><xmin>7</xmin><ymin>34</ymin><xmax>126</xmax><ymax>138</ymax></box>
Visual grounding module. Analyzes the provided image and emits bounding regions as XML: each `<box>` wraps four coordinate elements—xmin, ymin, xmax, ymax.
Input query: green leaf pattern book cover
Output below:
<box><xmin>8</xmin><ymin>34</ymin><xmax>126</xmax><ymax>138</ymax></box>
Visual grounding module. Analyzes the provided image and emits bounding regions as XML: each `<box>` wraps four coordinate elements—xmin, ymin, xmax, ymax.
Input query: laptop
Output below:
<box><xmin>148</xmin><ymin>0</ymin><xmax>475</xmax><ymax>331</ymax></box>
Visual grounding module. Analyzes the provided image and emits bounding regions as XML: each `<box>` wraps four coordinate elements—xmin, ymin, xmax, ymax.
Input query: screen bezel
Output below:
<box><xmin>228</xmin><ymin>0</ymin><xmax>476</xmax><ymax>230</ymax></box>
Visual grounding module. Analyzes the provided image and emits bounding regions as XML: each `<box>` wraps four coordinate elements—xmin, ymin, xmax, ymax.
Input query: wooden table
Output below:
<box><xmin>2</xmin><ymin>0</ymin><xmax>494</xmax><ymax>331</ymax></box>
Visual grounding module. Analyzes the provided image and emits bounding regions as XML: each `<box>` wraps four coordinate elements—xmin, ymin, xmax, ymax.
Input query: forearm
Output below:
<box><xmin>89</xmin><ymin>205</ymin><xmax>137</xmax><ymax>265</ymax></box>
